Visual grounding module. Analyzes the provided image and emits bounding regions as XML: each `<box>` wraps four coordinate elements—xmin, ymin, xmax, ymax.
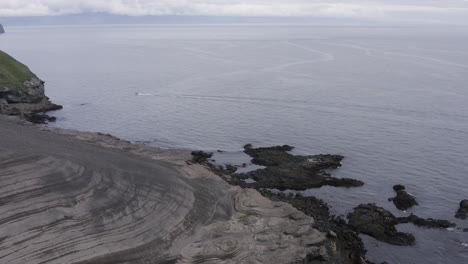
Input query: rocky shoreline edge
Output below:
<box><xmin>0</xmin><ymin>50</ymin><xmax>62</xmax><ymax>123</ymax></box>
<box><xmin>3</xmin><ymin>113</ymin><xmax>466</xmax><ymax>263</ymax></box>
<box><xmin>190</xmin><ymin>145</ymin><xmax>467</xmax><ymax>262</ymax></box>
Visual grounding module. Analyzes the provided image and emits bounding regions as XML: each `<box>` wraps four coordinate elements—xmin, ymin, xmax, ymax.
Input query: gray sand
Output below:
<box><xmin>0</xmin><ymin>116</ymin><xmax>327</xmax><ymax>263</ymax></box>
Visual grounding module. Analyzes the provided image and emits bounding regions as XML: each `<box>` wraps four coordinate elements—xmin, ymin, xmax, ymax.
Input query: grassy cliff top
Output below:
<box><xmin>0</xmin><ymin>50</ymin><xmax>37</xmax><ymax>91</ymax></box>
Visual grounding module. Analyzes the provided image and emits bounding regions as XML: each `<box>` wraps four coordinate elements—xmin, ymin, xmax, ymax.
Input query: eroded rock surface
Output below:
<box><xmin>262</xmin><ymin>191</ymin><xmax>371</xmax><ymax>264</ymax></box>
<box><xmin>177</xmin><ymin>189</ymin><xmax>327</xmax><ymax>263</ymax></box>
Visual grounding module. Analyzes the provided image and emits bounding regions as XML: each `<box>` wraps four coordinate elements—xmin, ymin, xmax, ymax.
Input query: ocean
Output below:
<box><xmin>1</xmin><ymin>25</ymin><xmax>467</xmax><ymax>263</ymax></box>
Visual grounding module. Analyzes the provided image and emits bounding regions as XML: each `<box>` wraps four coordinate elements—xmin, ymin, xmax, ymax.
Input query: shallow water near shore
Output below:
<box><xmin>1</xmin><ymin>25</ymin><xmax>468</xmax><ymax>263</ymax></box>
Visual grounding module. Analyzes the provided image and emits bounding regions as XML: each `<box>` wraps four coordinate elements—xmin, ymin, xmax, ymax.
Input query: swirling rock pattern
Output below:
<box><xmin>178</xmin><ymin>188</ymin><xmax>326</xmax><ymax>263</ymax></box>
<box><xmin>0</xmin><ymin>116</ymin><xmax>330</xmax><ymax>263</ymax></box>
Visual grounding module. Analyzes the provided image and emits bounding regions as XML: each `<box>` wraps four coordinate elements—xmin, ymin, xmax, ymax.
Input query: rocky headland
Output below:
<box><xmin>0</xmin><ymin>24</ymin><xmax>5</xmax><ymax>34</ymax></box>
<box><xmin>0</xmin><ymin>50</ymin><xmax>62</xmax><ymax>123</ymax></box>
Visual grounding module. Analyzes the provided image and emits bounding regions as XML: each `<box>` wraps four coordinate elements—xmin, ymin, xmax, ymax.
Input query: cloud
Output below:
<box><xmin>1</xmin><ymin>0</ymin><xmax>468</xmax><ymax>24</ymax></box>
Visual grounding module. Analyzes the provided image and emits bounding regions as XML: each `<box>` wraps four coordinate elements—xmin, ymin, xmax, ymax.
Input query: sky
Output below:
<box><xmin>1</xmin><ymin>0</ymin><xmax>468</xmax><ymax>24</ymax></box>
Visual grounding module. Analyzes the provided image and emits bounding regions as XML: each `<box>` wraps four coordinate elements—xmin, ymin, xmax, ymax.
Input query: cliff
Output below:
<box><xmin>0</xmin><ymin>50</ymin><xmax>62</xmax><ymax>122</ymax></box>
<box><xmin>0</xmin><ymin>50</ymin><xmax>44</xmax><ymax>103</ymax></box>
<box><xmin>0</xmin><ymin>24</ymin><xmax>4</xmax><ymax>33</ymax></box>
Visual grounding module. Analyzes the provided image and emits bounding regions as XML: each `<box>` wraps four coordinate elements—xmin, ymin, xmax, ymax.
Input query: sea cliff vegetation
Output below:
<box><xmin>0</xmin><ymin>49</ymin><xmax>62</xmax><ymax>123</ymax></box>
<box><xmin>0</xmin><ymin>50</ymin><xmax>37</xmax><ymax>91</ymax></box>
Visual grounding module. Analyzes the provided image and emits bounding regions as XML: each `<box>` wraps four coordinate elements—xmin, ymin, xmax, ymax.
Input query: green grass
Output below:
<box><xmin>0</xmin><ymin>50</ymin><xmax>37</xmax><ymax>91</ymax></box>
<box><xmin>239</xmin><ymin>210</ymin><xmax>259</xmax><ymax>224</ymax></box>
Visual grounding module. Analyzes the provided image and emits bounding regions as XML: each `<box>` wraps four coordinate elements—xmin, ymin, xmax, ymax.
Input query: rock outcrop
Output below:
<box><xmin>191</xmin><ymin>146</ymin><xmax>373</xmax><ymax>263</ymax></box>
<box><xmin>0</xmin><ymin>50</ymin><xmax>62</xmax><ymax>122</ymax></box>
<box><xmin>455</xmin><ymin>199</ymin><xmax>468</xmax><ymax>219</ymax></box>
<box><xmin>348</xmin><ymin>204</ymin><xmax>416</xmax><ymax>246</ymax></box>
<box><xmin>397</xmin><ymin>214</ymin><xmax>455</xmax><ymax>229</ymax></box>
<box><xmin>388</xmin><ymin>184</ymin><xmax>418</xmax><ymax>210</ymax></box>
<box><xmin>348</xmin><ymin>203</ymin><xmax>456</xmax><ymax>246</ymax></box>
<box><xmin>262</xmin><ymin>191</ymin><xmax>371</xmax><ymax>263</ymax></box>
<box><xmin>0</xmin><ymin>24</ymin><xmax>4</xmax><ymax>34</ymax></box>
<box><xmin>227</xmin><ymin>145</ymin><xmax>364</xmax><ymax>190</ymax></box>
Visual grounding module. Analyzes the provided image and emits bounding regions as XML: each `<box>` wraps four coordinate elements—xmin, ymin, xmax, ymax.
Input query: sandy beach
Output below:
<box><xmin>0</xmin><ymin>116</ymin><xmax>331</xmax><ymax>264</ymax></box>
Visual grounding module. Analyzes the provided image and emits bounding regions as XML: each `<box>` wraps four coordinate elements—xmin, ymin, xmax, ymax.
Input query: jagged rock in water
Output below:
<box><xmin>455</xmin><ymin>199</ymin><xmax>468</xmax><ymax>219</ymax></box>
<box><xmin>348</xmin><ymin>204</ymin><xmax>416</xmax><ymax>246</ymax></box>
<box><xmin>0</xmin><ymin>24</ymin><xmax>4</xmax><ymax>34</ymax></box>
<box><xmin>229</xmin><ymin>145</ymin><xmax>363</xmax><ymax>190</ymax></box>
<box><xmin>397</xmin><ymin>214</ymin><xmax>455</xmax><ymax>229</ymax></box>
<box><xmin>388</xmin><ymin>184</ymin><xmax>418</xmax><ymax>210</ymax></box>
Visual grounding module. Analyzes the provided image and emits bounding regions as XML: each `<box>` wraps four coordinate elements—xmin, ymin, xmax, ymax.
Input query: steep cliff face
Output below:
<box><xmin>0</xmin><ymin>50</ymin><xmax>62</xmax><ymax>122</ymax></box>
<box><xmin>0</xmin><ymin>50</ymin><xmax>45</xmax><ymax>103</ymax></box>
<box><xmin>0</xmin><ymin>24</ymin><xmax>4</xmax><ymax>34</ymax></box>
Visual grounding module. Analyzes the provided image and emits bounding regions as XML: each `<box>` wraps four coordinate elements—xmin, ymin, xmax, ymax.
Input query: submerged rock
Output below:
<box><xmin>389</xmin><ymin>184</ymin><xmax>418</xmax><ymax>210</ymax></box>
<box><xmin>348</xmin><ymin>204</ymin><xmax>415</xmax><ymax>246</ymax></box>
<box><xmin>397</xmin><ymin>214</ymin><xmax>455</xmax><ymax>229</ymax></box>
<box><xmin>455</xmin><ymin>199</ymin><xmax>468</xmax><ymax>219</ymax></box>
<box><xmin>231</xmin><ymin>145</ymin><xmax>363</xmax><ymax>190</ymax></box>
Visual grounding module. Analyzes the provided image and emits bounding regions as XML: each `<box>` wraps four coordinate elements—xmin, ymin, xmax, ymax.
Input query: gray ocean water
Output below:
<box><xmin>1</xmin><ymin>25</ymin><xmax>467</xmax><ymax>263</ymax></box>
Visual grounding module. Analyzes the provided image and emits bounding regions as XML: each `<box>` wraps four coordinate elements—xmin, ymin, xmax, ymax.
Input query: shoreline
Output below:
<box><xmin>2</xmin><ymin>113</ymin><xmax>465</xmax><ymax>263</ymax></box>
<box><xmin>0</xmin><ymin>115</ymin><xmax>363</xmax><ymax>263</ymax></box>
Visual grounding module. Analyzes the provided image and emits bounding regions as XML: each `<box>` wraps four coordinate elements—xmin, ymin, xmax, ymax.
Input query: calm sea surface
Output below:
<box><xmin>1</xmin><ymin>25</ymin><xmax>468</xmax><ymax>263</ymax></box>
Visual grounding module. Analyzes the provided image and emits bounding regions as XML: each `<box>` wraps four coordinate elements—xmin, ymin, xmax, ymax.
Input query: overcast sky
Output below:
<box><xmin>1</xmin><ymin>0</ymin><xmax>468</xmax><ymax>24</ymax></box>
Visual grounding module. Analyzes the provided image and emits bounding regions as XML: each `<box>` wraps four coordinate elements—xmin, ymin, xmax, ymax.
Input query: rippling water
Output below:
<box><xmin>1</xmin><ymin>25</ymin><xmax>468</xmax><ymax>263</ymax></box>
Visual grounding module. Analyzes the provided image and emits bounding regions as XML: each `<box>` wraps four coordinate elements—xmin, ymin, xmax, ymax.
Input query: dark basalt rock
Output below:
<box><xmin>225</xmin><ymin>164</ymin><xmax>237</xmax><ymax>174</ymax></box>
<box><xmin>190</xmin><ymin>151</ymin><xmax>213</xmax><ymax>164</ymax></box>
<box><xmin>262</xmin><ymin>190</ymin><xmax>371</xmax><ymax>264</ymax></box>
<box><xmin>389</xmin><ymin>185</ymin><xmax>418</xmax><ymax>210</ymax></box>
<box><xmin>347</xmin><ymin>204</ymin><xmax>415</xmax><ymax>246</ymax></box>
<box><xmin>397</xmin><ymin>214</ymin><xmax>455</xmax><ymax>229</ymax></box>
<box><xmin>455</xmin><ymin>199</ymin><xmax>468</xmax><ymax>220</ymax></box>
<box><xmin>393</xmin><ymin>185</ymin><xmax>405</xmax><ymax>192</ymax></box>
<box><xmin>24</xmin><ymin>113</ymin><xmax>57</xmax><ymax>124</ymax></box>
<box><xmin>230</xmin><ymin>145</ymin><xmax>363</xmax><ymax>190</ymax></box>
